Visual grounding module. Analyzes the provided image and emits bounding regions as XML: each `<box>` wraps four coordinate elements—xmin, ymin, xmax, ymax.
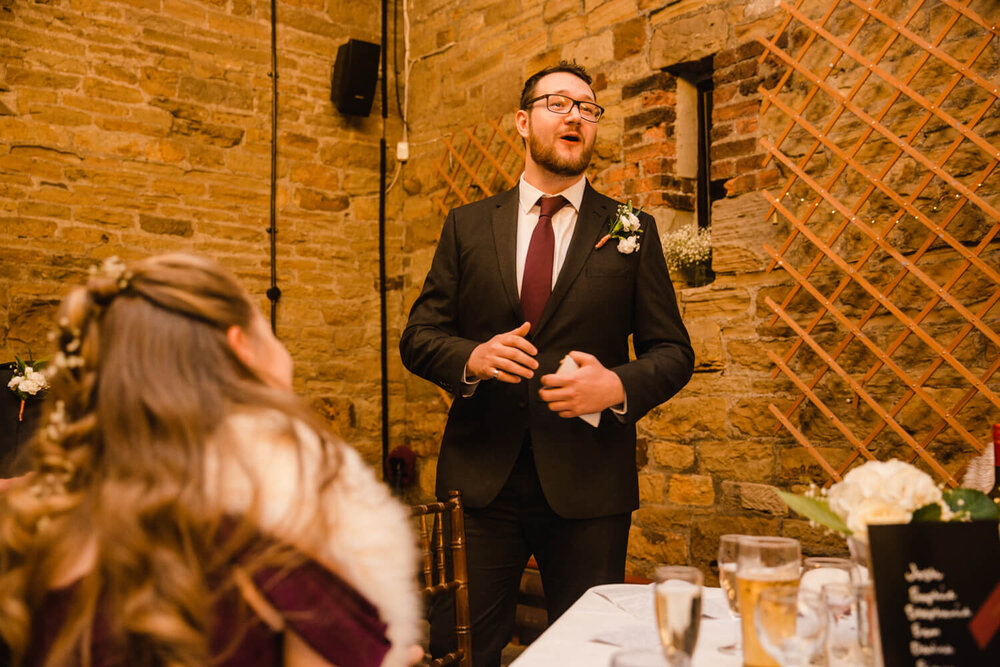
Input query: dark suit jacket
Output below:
<box><xmin>400</xmin><ymin>183</ymin><xmax>694</xmax><ymax>519</ymax></box>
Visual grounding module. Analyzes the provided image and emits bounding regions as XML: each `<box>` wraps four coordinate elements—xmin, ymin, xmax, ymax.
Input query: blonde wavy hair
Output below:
<box><xmin>0</xmin><ymin>254</ymin><xmax>339</xmax><ymax>666</ymax></box>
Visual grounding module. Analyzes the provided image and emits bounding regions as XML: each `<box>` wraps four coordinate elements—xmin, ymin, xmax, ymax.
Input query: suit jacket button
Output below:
<box><xmin>518</xmin><ymin>400</ymin><xmax>528</xmax><ymax>408</ymax></box>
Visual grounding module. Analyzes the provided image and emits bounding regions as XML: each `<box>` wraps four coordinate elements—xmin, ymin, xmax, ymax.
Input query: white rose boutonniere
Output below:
<box><xmin>8</xmin><ymin>354</ymin><xmax>50</xmax><ymax>421</ymax></box>
<box><xmin>596</xmin><ymin>200</ymin><xmax>643</xmax><ymax>254</ymax></box>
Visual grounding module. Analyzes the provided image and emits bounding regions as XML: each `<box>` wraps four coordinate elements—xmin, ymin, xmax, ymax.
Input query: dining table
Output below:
<box><xmin>510</xmin><ymin>583</ymin><xmax>743</xmax><ymax>667</ymax></box>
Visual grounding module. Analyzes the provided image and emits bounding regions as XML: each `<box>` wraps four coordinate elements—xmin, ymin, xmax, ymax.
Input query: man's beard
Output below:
<box><xmin>527</xmin><ymin>127</ymin><xmax>594</xmax><ymax>177</ymax></box>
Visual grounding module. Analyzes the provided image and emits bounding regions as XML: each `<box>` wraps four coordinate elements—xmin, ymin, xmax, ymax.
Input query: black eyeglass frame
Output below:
<box><xmin>523</xmin><ymin>94</ymin><xmax>605</xmax><ymax>122</ymax></box>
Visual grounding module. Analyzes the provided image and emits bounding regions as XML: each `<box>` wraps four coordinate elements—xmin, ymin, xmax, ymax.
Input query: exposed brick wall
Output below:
<box><xmin>394</xmin><ymin>0</ymin><xmax>837</xmax><ymax>582</ymax></box>
<box><xmin>5</xmin><ymin>0</ymin><xmax>996</xmax><ymax>588</ymax></box>
<box><xmin>0</xmin><ymin>0</ymin><xmax>396</xmax><ymax>466</ymax></box>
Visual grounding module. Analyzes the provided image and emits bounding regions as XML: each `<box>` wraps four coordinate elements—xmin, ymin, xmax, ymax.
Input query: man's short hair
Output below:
<box><xmin>519</xmin><ymin>61</ymin><xmax>594</xmax><ymax>110</ymax></box>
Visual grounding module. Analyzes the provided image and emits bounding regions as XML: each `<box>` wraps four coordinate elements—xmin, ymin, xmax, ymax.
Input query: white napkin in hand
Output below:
<box><xmin>556</xmin><ymin>354</ymin><xmax>600</xmax><ymax>428</ymax></box>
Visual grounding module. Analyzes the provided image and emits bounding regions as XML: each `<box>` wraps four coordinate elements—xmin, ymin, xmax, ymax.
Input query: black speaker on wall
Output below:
<box><xmin>331</xmin><ymin>38</ymin><xmax>381</xmax><ymax>117</ymax></box>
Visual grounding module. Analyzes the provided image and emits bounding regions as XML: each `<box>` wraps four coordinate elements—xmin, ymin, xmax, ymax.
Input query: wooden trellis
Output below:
<box><xmin>432</xmin><ymin>115</ymin><xmax>525</xmax><ymax>216</ymax></box>
<box><xmin>759</xmin><ymin>0</ymin><xmax>1000</xmax><ymax>486</ymax></box>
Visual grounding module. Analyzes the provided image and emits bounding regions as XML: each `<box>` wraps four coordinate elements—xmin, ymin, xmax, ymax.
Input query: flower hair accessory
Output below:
<box><xmin>596</xmin><ymin>200</ymin><xmax>643</xmax><ymax>254</ymax></box>
<box><xmin>89</xmin><ymin>255</ymin><xmax>132</xmax><ymax>291</ymax></box>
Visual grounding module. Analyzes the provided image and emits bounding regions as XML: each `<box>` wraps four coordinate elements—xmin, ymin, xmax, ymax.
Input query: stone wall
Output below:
<box><xmin>0</xmin><ymin>0</ymin><xmax>395</xmax><ymax>465</ymax></box>
<box><xmin>3</xmin><ymin>0</ymin><xmax>998</xmax><ymax>586</ymax></box>
<box><xmin>396</xmin><ymin>0</ymin><xmax>1000</xmax><ymax>584</ymax></box>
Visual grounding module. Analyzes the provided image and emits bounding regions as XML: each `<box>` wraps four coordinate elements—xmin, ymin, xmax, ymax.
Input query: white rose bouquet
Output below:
<box><xmin>778</xmin><ymin>459</ymin><xmax>999</xmax><ymax>543</ymax></box>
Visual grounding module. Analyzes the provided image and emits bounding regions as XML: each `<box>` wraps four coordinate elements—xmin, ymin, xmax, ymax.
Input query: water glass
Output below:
<box><xmin>736</xmin><ymin>536</ymin><xmax>801</xmax><ymax>667</ymax></box>
<box><xmin>654</xmin><ymin>565</ymin><xmax>703</xmax><ymax>667</ymax></box>
<box><xmin>754</xmin><ymin>586</ymin><xmax>826</xmax><ymax>667</ymax></box>
<box><xmin>822</xmin><ymin>581</ymin><xmax>881</xmax><ymax>667</ymax></box>
<box><xmin>800</xmin><ymin>556</ymin><xmax>856</xmax><ymax>594</ymax></box>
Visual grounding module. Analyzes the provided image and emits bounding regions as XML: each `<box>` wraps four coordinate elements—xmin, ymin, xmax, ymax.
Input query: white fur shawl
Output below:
<box><xmin>205</xmin><ymin>411</ymin><xmax>421</xmax><ymax>667</ymax></box>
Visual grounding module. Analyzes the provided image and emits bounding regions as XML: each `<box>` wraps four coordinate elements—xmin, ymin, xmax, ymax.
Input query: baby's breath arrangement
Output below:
<box><xmin>662</xmin><ymin>225</ymin><xmax>712</xmax><ymax>271</ymax></box>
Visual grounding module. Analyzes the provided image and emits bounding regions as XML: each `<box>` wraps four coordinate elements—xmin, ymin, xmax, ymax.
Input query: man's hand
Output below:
<box><xmin>538</xmin><ymin>351</ymin><xmax>626</xmax><ymax>418</ymax></box>
<box><xmin>466</xmin><ymin>322</ymin><xmax>538</xmax><ymax>383</ymax></box>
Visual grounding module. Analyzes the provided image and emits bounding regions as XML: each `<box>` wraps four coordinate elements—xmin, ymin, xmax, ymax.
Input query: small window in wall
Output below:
<box><xmin>668</xmin><ymin>57</ymin><xmax>726</xmax><ymax>229</ymax></box>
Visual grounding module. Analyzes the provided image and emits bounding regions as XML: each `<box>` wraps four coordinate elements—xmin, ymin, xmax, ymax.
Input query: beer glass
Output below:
<box><xmin>754</xmin><ymin>586</ymin><xmax>826</xmax><ymax>667</ymax></box>
<box><xmin>736</xmin><ymin>536</ymin><xmax>801</xmax><ymax>667</ymax></box>
<box><xmin>717</xmin><ymin>534</ymin><xmax>747</xmax><ymax>654</ymax></box>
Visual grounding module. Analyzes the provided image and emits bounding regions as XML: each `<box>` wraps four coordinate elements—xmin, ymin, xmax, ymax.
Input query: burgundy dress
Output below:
<box><xmin>26</xmin><ymin>556</ymin><xmax>391</xmax><ymax>666</ymax></box>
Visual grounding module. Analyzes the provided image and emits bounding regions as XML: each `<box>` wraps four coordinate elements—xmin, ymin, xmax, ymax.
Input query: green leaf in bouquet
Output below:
<box><xmin>943</xmin><ymin>488</ymin><xmax>1000</xmax><ymax>521</ymax></box>
<box><xmin>911</xmin><ymin>502</ymin><xmax>942</xmax><ymax>522</ymax></box>
<box><xmin>776</xmin><ymin>490</ymin><xmax>852</xmax><ymax>535</ymax></box>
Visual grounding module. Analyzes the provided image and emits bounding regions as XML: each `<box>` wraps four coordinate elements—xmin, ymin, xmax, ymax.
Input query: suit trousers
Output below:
<box><xmin>430</xmin><ymin>434</ymin><xmax>631</xmax><ymax>667</ymax></box>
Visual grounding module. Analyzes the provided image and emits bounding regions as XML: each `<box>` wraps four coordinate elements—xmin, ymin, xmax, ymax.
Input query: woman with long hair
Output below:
<box><xmin>0</xmin><ymin>254</ymin><xmax>421</xmax><ymax>666</ymax></box>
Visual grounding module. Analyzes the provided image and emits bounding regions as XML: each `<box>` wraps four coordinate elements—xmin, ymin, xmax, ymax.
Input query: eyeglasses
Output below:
<box><xmin>524</xmin><ymin>94</ymin><xmax>605</xmax><ymax>123</ymax></box>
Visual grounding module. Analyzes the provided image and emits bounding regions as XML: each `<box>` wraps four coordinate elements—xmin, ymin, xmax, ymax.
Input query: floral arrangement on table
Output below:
<box><xmin>661</xmin><ymin>224</ymin><xmax>712</xmax><ymax>272</ymax></box>
<box><xmin>7</xmin><ymin>355</ymin><xmax>49</xmax><ymax>421</ymax></box>
<box><xmin>778</xmin><ymin>459</ymin><xmax>999</xmax><ymax>544</ymax></box>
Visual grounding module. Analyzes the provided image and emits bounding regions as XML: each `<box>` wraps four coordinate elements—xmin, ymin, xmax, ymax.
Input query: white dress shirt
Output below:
<box><xmin>515</xmin><ymin>174</ymin><xmax>587</xmax><ymax>294</ymax></box>
<box><xmin>462</xmin><ymin>176</ymin><xmax>627</xmax><ymax>420</ymax></box>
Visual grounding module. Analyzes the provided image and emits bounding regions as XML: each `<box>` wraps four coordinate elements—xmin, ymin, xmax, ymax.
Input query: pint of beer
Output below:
<box><xmin>735</xmin><ymin>536</ymin><xmax>801</xmax><ymax>667</ymax></box>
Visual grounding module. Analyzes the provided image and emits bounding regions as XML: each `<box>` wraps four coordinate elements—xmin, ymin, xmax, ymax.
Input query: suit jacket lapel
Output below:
<box><xmin>533</xmin><ymin>183</ymin><xmax>613</xmax><ymax>334</ymax></box>
<box><xmin>491</xmin><ymin>188</ymin><xmax>524</xmax><ymax>322</ymax></box>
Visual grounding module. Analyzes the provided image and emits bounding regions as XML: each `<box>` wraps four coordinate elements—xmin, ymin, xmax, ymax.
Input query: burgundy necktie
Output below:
<box><xmin>521</xmin><ymin>195</ymin><xmax>569</xmax><ymax>330</ymax></box>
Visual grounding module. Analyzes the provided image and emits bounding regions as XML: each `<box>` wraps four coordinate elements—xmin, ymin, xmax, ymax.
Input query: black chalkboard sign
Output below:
<box><xmin>869</xmin><ymin>521</ymin><xmax>1000</xmax><ymax>667</ymax></box>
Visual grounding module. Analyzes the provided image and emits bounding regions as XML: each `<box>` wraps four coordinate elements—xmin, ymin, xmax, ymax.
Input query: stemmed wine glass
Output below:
<box><xmin>717</xmin><ymin>534</ymin><xmax>746</xmax><ymax>654</ymax></box>
<box><xmin>754</xmin><ymin>586</ymin><xmax>827</xmax><ymax>667</ymax></box>
<box><xmin>654</xmin><ymin>565</ymin><xmax>703</xmax><ymax>667</ymax></box>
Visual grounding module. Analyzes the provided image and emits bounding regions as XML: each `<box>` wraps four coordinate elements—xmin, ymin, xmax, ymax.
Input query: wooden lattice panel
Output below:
<box><xmin>432</xmin><ymin>115</ymin><xmax>525</xmax><ymax>216</ymax></box>
<box><xmin>759</xmin><ymin>0</ymin><xmax>1000</xmax><ymax>486</ymax></box>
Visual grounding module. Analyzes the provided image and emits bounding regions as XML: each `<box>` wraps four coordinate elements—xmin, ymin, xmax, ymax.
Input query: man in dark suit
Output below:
<box><xmin>400</xmin><ymin>61</ymin><xmax>694</xmax><ymax>666</ymax></box>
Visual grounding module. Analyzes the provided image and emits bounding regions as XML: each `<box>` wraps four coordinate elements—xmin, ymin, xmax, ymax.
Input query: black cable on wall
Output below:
<box><xmin>379</xmin><ymin>0</ymin><xmax>390</xmax><ymax>470</ymax></box>
<box><xmin>267</xmin><ymin>0</ymin><xmax>281</xmax><ymax>332</ymax></box>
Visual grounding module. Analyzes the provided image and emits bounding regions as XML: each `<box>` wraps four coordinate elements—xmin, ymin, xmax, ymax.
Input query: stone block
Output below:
<box><xmin>649</xmin><ymin>9</ymin><xmax>727</xmax><ymax>70</ymax></box>
<box><xmin>738</xmin><ymin>482</ymin><xmax>786</xmax><ymax>514</ymax></box>
<box><xmin>668</xmin><ymin>474</ymin><xmax>715</xmax><ymax>506</ymax></box>
<box><xmin>561</xmin><ymin>31</ymin><xmax>614</xmax><ymax>70</ymax></box>
<box><xmin>648</xmin><ymin>440</ymin><xmax>695</xmax><ymax>470</ymax></box>
<box><xmin>638</xmin><ymin>472</ymin><xmax>666</xmax><ymax>504</ymax></box>
<box><xmin>627</xmin><ymin>524</ymin><xmax>689</xmax><ymax>566</ymax></box>
<box><xmin>586</xmin><ymin>0</ymin><xmax>639</xmax><ymax>34</ymax></box>
<box><xmin>686</xmin><ymin>318</ymin><xmax>724</xmax><ymax>371</ymax></box>
<box><xmin>782</xmin><ymin>519</ymin><xmax>849</xmax><ymax>557</ymax></box>
<box><xmin>711</xmin><ymin>192</ymin><xmax>778</xmax><ymax>275</ymax></box>
<box><xmin>139</xmin><ymin>213</ymin><xmax>193</xmax><ymax>237</ymax></box>
<box><xmin>700</xmin><ymin>441</ymin><xmax>775</xmax><ymax>481</ymax></box>
<box><xmin>644</xmin><ymin>396</ymin><xmax>728</xmax><ymax>439</ymax></box>
<box><xmin>679</xmin><ymin>285</ymin><xmax>751</xmax><ymax>321</ymax></box>
<box><xmin>614</xmin><ymin>17</ymin><xmax>646</xmax><ymax>60</ymax></box>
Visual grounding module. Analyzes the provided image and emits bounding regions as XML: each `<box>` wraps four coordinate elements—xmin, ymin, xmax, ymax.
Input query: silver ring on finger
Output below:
<box><xmin>493</xmin><ymin>368</ymin><xmax>500</xmax><ymax>380</ymax></box>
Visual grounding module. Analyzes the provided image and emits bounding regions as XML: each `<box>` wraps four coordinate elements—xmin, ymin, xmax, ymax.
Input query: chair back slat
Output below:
<box><xmin>411</xmin><ymin>490</ymin><xmax>472</xmax><ymax>667</ymax></box>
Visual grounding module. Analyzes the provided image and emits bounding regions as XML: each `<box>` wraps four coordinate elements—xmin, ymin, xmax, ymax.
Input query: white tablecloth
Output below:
<box><xmin>510</xmin><ymin>584</ymin><xmax>743</xmax><ymax>667</ymax></box>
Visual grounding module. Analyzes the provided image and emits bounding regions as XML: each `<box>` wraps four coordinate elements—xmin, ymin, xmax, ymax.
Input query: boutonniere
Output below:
<box><xmin>595</xmin><ymin>200</ymin><xmax>643</xmax><ymax>254</ymax></box>
<box><xmin>7</xmin><ymin>354</ymin><xmax>49</xmax><ymax>421</ymax></box>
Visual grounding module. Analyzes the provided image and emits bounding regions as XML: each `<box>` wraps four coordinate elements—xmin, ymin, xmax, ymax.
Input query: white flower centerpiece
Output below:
<box><xmin>7</xmin><ymin>355</ymin><xmax>49</xmax><ymax>422</ymax></box>
<box><xmin>662</xmin><ymin>224</ymin><xmax>712</xmax><ymax>287</ymax></box>
<box><xmin>778</xmin><ymin>459</ymin><xmax>999</xmax><ymax>571</ymax></box>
